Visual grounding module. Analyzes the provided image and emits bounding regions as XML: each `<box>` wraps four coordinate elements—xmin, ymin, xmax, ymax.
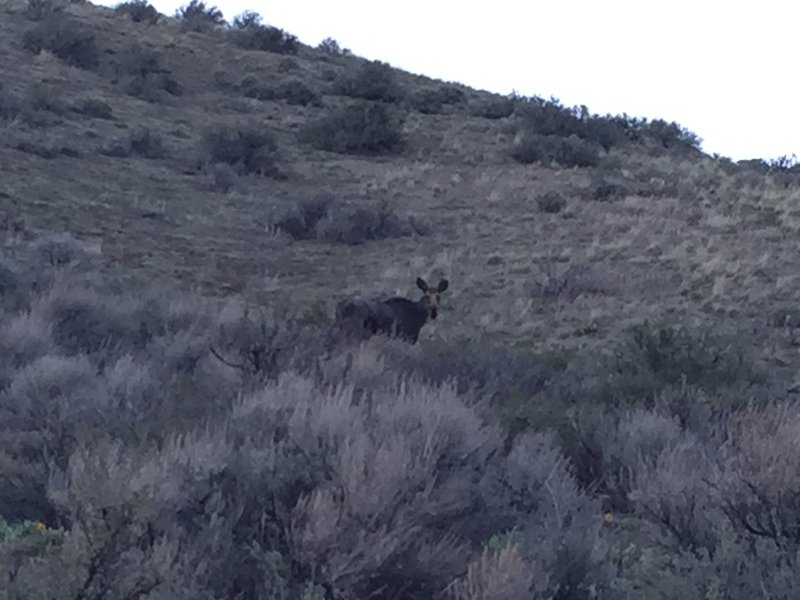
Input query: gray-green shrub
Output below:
<box><xmin>114</xmin><ymin>0</ymin><xmax>160</xmax><ymax>24</ymax></box>
<box><xmin>333</xmin><ymin>60</ymin><xmax>403</xmax><ymax>103</ymax></box>
<box><xmin>200</xmin><ymin>122</ymin><xmax>279</xmax><ymax>176</ymax></box>
<box><xmin>301</xmin><ymin>101</ymin><xmax>403</xmax><ymax>155</ymax></box>
<box><xmin>230</xmin><ymin>11</ymin><xmax>299</xmax><ymax>54</ymax></box>
<box><xmin>22</xmin><ymin>16</ymin><xmax>100</xmax><ymax>70</ymax></box>
<box><xmin>175</xmin><ymin>0</ymin><xmax>224</xmax><ymax>32</ymax></box>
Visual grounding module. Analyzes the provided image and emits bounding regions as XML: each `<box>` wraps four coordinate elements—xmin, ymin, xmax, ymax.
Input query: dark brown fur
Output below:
<box><xmin>335</xmin><ymin>277</ymin><xmax>449</xmax><ymax>344</ymax></box>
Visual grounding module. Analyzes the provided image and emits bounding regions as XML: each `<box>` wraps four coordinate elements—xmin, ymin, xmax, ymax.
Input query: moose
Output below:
<box><xmin>335</xmin><ymin>277</ymin><xmax>449</xmax><ymax>344</ymax></box>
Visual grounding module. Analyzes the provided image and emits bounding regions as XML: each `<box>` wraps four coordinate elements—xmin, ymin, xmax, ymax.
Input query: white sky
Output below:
<box><xmin>98</xmin><ymin>0</ymin><xmax>799</xmax><ymax>161</ymax></box>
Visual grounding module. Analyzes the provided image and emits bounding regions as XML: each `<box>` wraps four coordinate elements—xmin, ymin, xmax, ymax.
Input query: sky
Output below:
<box><xmin>97</xmin><ymin>0</ymin><xmax>799</xmax><ymax>161</ymax></box>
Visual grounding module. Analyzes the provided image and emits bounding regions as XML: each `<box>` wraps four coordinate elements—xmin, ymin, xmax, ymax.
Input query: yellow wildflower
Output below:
<box><xmin>603</xmin><ymin>512</ymin><xmax>614</xmax><ymax>524</ymax></box>
<box><xmin>36</xmin><ymin>521</ymin><xmax>47</xmax><ymax>533</ymax></box>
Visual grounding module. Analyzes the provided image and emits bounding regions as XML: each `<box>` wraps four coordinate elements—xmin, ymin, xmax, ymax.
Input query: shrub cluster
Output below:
<box><xmin>409</xmin><ymin>85</ymin><xmax>465</xmax><ymax>115</ymax></box>
<box><xmin>114</xmin><ymin>0</ymin><xmax>160</xmax><ymax>24</ymax></box>
<box><xmin>470</xmin><ymin>96</ymin><xmax>515</xmax><ymax>119</ymax></box>
<box><xmin>639</xmin><ymin>118</ymin><xmax>703</xmax><ymax>151</ymax></box>
<box><xmin>317</xmin><ymin>36</ymin><xmax>350</xmax><ymax>56</ymax></box>
<box><xmin>238</xmin><ymin>75</ymin><xmax>321</xmax><ymax>107</ymax></box>
<box><xmin>301</xmin><ymin>101</ymin><xmax>404</xmax><ymax>155</ymax></box>
<box><xmin>515</xmin><ymin>97</ymin><xmax>628</xmax><ymax>151</ymax></box>
<box><xmin>112</xmin><ymin>43</ymin><xmax>182</xmax><ymax>102</ymax></box>
<box><xmin>597</xmin><ymin>320</ymin><xmax>764</xmax><ymax>409</ymax></box>
<box><xmin>333</xmin><ymin>60</ymin><xmax>403</xmax><ymax>103</ymax></box>
<box><xmin>200</xmin><ymin>122</ymin><xmax>279</xmax><ymax>176</ymax></box>
<box><xmin>512</xmin><ymin>133</ymin><xmax>601</xmax><ymax>167</ymax></box>
<box><xmin>230</xmin><ymin>11</ymin><xmax>299</xmax><ymax>54</ymax></box>
<box><xmin>271</xmin><ymin>195</ymin><xmax>425</xmax><ymax>244</ymax></box>
<box><xmin>0</xmin><ymin>232</ymin><xmax>793</xmax><ymax>600</ymax></box>
<box><xmin>22</xmin><ymin>16</ymin><xmax>100</xmax><ymax>70</ymax></box>
<box><xmin>0</xmin><ymin>241</ymin><xmax>608</xmax><ymax>596</ymax></box>
<box><xmin>511</xmin><ymin>95</ymin><xmax>703</xmax><ymax>166</ymax></box>
<box><xmin>537</xmin><ymin>190</ymin><xmax>567</xmax><ymax>213</ymax></box>
<box><xmin>72</xmin><ymin>97</ymin><xmax>113</xmax><ymax>119</ymax></box>
<box><xmin>13</xmin><ymin>137</ymin><xmax>79</xmax><ymax>159</ymax></box>
<box><xmin>175</xmin><ymin>0</ymin><xmax>224</xmax><ymax>32</ymax></box>
<box><xmin>100</xmin><ymin>127</ymin><xmax>166</xmax><ymax>158</ymax></box>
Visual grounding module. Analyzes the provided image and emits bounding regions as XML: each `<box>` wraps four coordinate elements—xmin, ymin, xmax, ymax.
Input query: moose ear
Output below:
<box><xmin>416</xmin><ymin>277</ymin><xmax>429</xmax><ymax>292</ymax></box>
<box><xmin>437</xmin><ymin>279</ymin><xmax>449</xmax><ymax>292</ymax></box>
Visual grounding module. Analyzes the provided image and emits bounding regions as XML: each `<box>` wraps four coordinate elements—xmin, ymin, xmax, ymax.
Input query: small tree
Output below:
<box><xmin>318</xmin><ymin>37</ymin><xmax>350</xmax><ymax>56</ymax></box>
<box><xmin>176</xmin><ymin>0</ymin><xmax>224</xmax><ymax>32</ymax></box>
<box><xmin>114</xmin><ymin>0</ymin><xmax>160</xmax><ymax>24</ymax></box>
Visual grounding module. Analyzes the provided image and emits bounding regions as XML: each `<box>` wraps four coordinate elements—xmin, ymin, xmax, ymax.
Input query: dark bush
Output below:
<box><xmin>230</xmin><ymin>11</ymin><xmax>299</xmax><ymax>54</ymax></box>
<box><xmin>202</xmin><ymin>161</ymin><xmax>238</xmax><ymax>193</ymax></box>
<box><xmin>114</xmin><ymin>0</ymin><xmax>159</xmax><ymax>23</ymax></box>
<box><xmin>515</xmin><ymin>96</ymin><xmax>630</xmax><ymax>151</ymax></box>
<box><xmin>315</xmin><ymin>201</ymin><xmax>415</xmax><ymax>245</ymax></box>
<box><xmin>230</xmin><ymin>8</ymin><xmax>259</xmax><ymax>27</ymax></box>
<box><xmin>516</xmin><ymin>96</ymin><xmax>586</xmax><ymax>137</ymax></box>
<box><xmin>0</xmin><ymin>354</ymin><xmax>108</xmax><ymax>517</ymax></box>
<box><xmin>25</xmin><ymin>83</ymin><xmax>66</xmax><ymax>114</ymax></box>
<box><xmin>271</xmin><ymin>194</ymin><xmax>335</xmax><ymax>240</ymax></box>
<box><xmin>200</xmin><ymin>123</ymin><xmax>279</xmax><ymax>176</ymax></box>
<box><xmin>584</xmin><ymin>115</ymin><xmax>631</xmax><ymax>150</ymax></box>
<box><xmin>278</xmin><ymin>79</ymin><xmax>320</xmax><ymax>106</ymax></box>
<box><xmin>238</xmin><ymin>76</ymin><xmax>320</xmax><ymax>106</ymax></box>
<box><xmin>0</xmin><ymin>233</ymin><xmax>101</xmax><ymax>314</ymax></box>
<box><xmin>101</xmin><ymin>127</ymin><xmax>165</xmax><ymax>159</ymax></box>
<box><xmin>277</xmin><ymin>57</ymin><xmax>298</xmax><ymax>72</ymax></box>
<box><xmin>737</xmin><ymin>158</ymin><xmax>770</xmax><ymax>174</ymax></box>
<box><xmin>14</xmin><ymin>139</ymin><xmax>78</xmax><ymax>159</ymax></box>
<box><xmin>22</xmin><ymin>16</ymin><xmax>100</xmax><ymax>70</ymax></box>
<box><xmin>600</xmin><ymin>320</ymin><xmax>765</xmax><ymax>407</ymax></box>
<box><xmin>592</xmin><ymin>173</ymin><xmax>631</xmax><ymax>201</ymax></box>
<box><xmin>44</xmin><ymin>292</ymin><xmax>144</xmax><ymax>356</ymax></box>
<box><xmin>272</xmin><ymin>196</ymin><xmax>421</xmax><ymax>245</ymax></box>
<box><xmin>537</xmin><ymin>191</ymin><xmax>566</xmax><ymax>213</ymax></box>
<box><xmin>513</xmin><ymin>133</ymin><xmax>601</xmax><ymax>167</ymax></box>
<box><xmin>643</xmin><ymin>119</ymin><xmax>702</xmax><ymax>151</ymax></box>
<box><xmin>409</xmin><ymin>85</ymin><xmax>464</xmax><ymax>114</ymax></box>
<box><xmin>176</xmin><ymin>0</ymin><xmax>224</xmax><ymax>32</ymax></box>
<box><xmin>237</xmin><ymin>74</ymin><xmax>275</xmax><ymax>100</ymax></box>
<box><xmin>0</xmin><ymin>84</ymin><xmax>22</xmax><ymax>120</ymax></box>
<box><xmin>113</xmin><ymin>44</ymin><xmax>182</xmax><ymax>102</ymax></box>
<box><xmin>301</xmin><ymin>101</ymin><xmax>403</xmax><ymax>155</ymax></box>
<box><xmin>122</xmin><ymin>73</ymin><xmax>182</xmax><ymax>102</ymax></box>
<box><xmin>72</xmin><ymin>97</ymin><xmax>113</xmax><ymax>119</ymax></box>
<box><xmin>127</xmin><ymin>127</ymin><xmax>166</xmax><ymax>158</ymax></box>
<box><xmin>333</xmin><ymin>60</ymin><xmax>403</xmax><ymax>103</ymax></box>
<box><xmin>471</xmin><ymin>96</ymin><xmax>515</xmax><ymax>119</ymax></box>
<box><xmin>318</xmin><ymin>36</ymin><xmax>350</xmax><ymax>56</ymax></box>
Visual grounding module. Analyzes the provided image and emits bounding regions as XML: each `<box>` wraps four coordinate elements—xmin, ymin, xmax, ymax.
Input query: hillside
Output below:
<box><xmin>2</xmin><ymin>0</ymin><xmax>798</xmax><ymax>359</ymax></box>
<box><xmin>3</xmin><ymin>0</ymin><xmax>800</xmax><ymax>598</ymax></box>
